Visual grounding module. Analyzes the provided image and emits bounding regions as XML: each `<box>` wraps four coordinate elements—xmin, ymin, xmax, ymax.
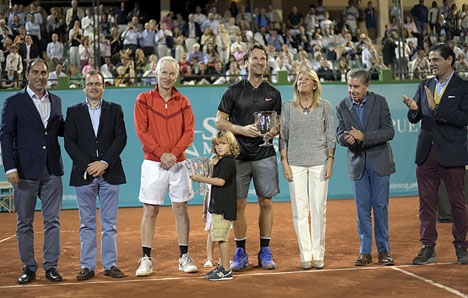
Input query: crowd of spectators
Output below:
<box><xmin>1</xmin><ymin>0</ymin><xmax>468</xmax><ymax>89</ymax></box>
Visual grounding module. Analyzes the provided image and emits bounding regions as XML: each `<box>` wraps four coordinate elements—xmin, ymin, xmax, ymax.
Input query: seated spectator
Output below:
<box><xmin>411</xmin><ymin>49</ymin><xmax>430</xmax><ymax>79</ymax></box>
<box><xmin>454</xmin><ymin>51</ymin><xmax>468</xmax><ymax>78</ymax></box>
<box><xmin>115</xmin><ymin>65</ymin><xmax>132</xmax><ymax>86</ymax></box>
<box><xmin>316</xmin><ymin>57</ymin><xmax>335</xmax><ymax>81</ymax></box>
<box><xmin>196</xmin><ymin>62</ymin><xmax>210</xmax><ymax>85</ymax></box>
<box><xmin>232</xmin><ymin>44</ymin><xmax>244</xmax><ymax>66</ymax></box>
<box><xmin>325</xmin><ymin>34</ymin><xmax>344</xmax><ymax>61</ymax></box>
<box><xmin>230</xmin><ymin>34</ymin><xmax>246</xmax><ymax>54</ymax></box>
<box><xmin>178</xmin><ymin>52</ymin><xmax>190</xmax><ymax>75</ymax></box>
<box><xmin>225</xmin><ymin>61</ymin><xmax>242</xmax><ymax>84</ymax></box>
<box><xmin>336</xmin><ymin>56</ymin><xmax>350</xmax><ymax>81</ymax></box>
<box><xmin>367</xmin><ymin>59</ymin><xmax>382</xmax><ymax>80</ymax></box>
<box><xmin>288</xmin><ymin>60</ymin><xmax>299</xmax><ymax>83</ymax></box>
<box><xmin>271</xmin><ymin>55</ymin><xmax>289</xmax><ymax>83</ymax></box>
<box><xmin>47</xmin><ymin>63</ymin><xmax>67</xmax><ymax>87</ymax></box>
<box><xmin>144</xmin><ymin>54</ymin><xmax>158</xmax><ymax>72</ymax></box>
<box><xmin>205</xmin><ymin>42</ymin><xmax>220</xmax><ymax>70</ymax></box>
<box><xmin>279</xmin><ymin>43</ymin><xmax>294</xmax><ymax>67</ymax></box>
<box><xmin>187</xmin><ymin>43</ymin><xmax>207</xmax><ymax>64</ymax></box>
<box><xmin>296</xmin><ymin>49</ymin><xmax>312</xmax><ymax>69</ymax></box>
<box><xmin>67</xmin><ymin>63</ymin><xmax>82</xmax><ymax>88</ymax></box>
<box><xmin>267</xmin><ymin>29</ymin><xmax>284</xmax><ymax>51</ymax></box>
<box><xmin>115</xmin><ymin>55</ymin><xmax>135</xmax><ymax>87</ymax></box>
<box><xmin>134</xmin><ymin>47</ymin><xmax>147</xmax><ymax>83</ymax></box>
<box><xmin>81</xmin><ymin>57</ymin><xmax>98</xmax><ymax>75</ymax></box>
<box><xmin>5</xmin><ymin>43</ymin><xmax>22</xmax><ymax>80</ymax></box>
<box><xmin>295</xmin><ymin>25</ymin><xmax>311</xmax><ymax>53</ymax></box>
<box><xmin>181</xmin><ymin>64</ymin><xmax>198</xmax><ymax>85</ymax></box>
<box><xmin>142</xmin><ymin>61</ymin><xmax>157</xmax><ymax>86</ymax></box>
<box><xmin>210</xmin><ymin>60</ymin><xmax>226</xmax><ymax>84</ymax></box>
<box><xmin>100</xmin><ymin>56</ymin><xmax>115</xmax><ymax>86</ymax></box>
<box><xmin>2</xmin><ymin>66</ymin><xmax>19</xmax><ymax>89</ymax></box>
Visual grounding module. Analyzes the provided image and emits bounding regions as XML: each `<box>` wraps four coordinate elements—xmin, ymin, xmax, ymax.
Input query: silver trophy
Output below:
<box><xmin>253</xmin><ymin>111</ymin><xmax>278</xmax><ymax>147</ymax></box>
<box><xmin>185</xmin><ymin>157</ymin><xmax>209</xmax><ymax>194</ymax></box>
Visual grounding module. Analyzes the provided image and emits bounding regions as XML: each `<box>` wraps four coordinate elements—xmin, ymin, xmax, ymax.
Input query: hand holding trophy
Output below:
<box><xmin>253</xmin><ymin>111</ymin><xmax>278</xmax><ymax>147</ymax></box>
<box><xmin>185</xmin><ymin>157</ymin><xmax>209</xmax><ymax>194</ymax></box>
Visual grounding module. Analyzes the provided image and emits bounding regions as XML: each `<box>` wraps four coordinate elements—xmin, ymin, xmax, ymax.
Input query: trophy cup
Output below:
<box><xmin>253</xmin><ymin>111</ymin><xmax>278</xmax><ymax>147</ymax></box>
<box><xmin>185</xmin><ymin>157</ymin><xmax>209</xmax><ymax>194</ymax></box>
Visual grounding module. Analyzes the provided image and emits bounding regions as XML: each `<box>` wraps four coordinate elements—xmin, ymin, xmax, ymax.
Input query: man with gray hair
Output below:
<box><xmin>134</xmin><ymin>56</ymin><xmax>197</xmax><ymax>276</ymax></box>
<box><xmin>336</xmin><ymin>69</ymin><xmax>396</xmax><ymax>267</ymax></box>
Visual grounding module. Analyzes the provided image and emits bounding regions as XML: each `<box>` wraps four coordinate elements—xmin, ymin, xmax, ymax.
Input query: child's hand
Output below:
<box><xmin>190</xmin><ymin>172</ymin><xmax>201</xmax><ymax>181</ymax></box>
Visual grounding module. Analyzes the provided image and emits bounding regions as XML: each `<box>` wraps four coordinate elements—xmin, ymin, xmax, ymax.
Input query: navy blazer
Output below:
<box><xmin>64</xmin><ymin>100</ymin><xmax>127</xmax><ymax>186</ymax></box>
<box><xmin>336</xmin><ymin>91</ymin><xmax>396</xmax><ymax>180</ymax></box>
<box><xmin>407</xmin><ymin>73</ymin><xmax>468</xmax><ymax>167</ymax></box>
<box><xmin>0</xmin><ymin>88</ymin><xmax>64</xmax><ymax>179</ymax></box>
<box><xmin>181</xmin><ymin>21</ymin><xmax>202</xmax><ymax>39</ymax></box>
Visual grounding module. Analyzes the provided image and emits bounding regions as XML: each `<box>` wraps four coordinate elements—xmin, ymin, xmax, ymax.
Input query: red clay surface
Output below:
<box><xmin>1</xmin><ymin>196</ymin><xmax>467</xmax><ymax>298</ymax></box>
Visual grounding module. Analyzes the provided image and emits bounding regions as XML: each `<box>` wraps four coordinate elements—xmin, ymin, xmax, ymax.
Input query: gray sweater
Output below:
<box><xmin>279</xmin><ymin>99</ymin><xmax>336</xmax><ymax>166</ymax></box>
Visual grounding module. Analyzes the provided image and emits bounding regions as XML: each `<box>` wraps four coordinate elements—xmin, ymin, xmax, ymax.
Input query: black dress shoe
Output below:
<box><xmin>104</xmin><ymin>266</ymin><xmax>125</xmax><ymax>278</ymax></box>
<box><xmin>18</xmin><ymin>269</ymin><xmax>36</xmax><ymax>284</ymax></box>
<box><xmin>45</xmin><ymin>268</ymin><xmax>63</xmax><ymax>282</ymax></box>
<box><xmin>76</xmin><ymin>268</ymin><xmax>95</xmax><ymax>281</ymax></box>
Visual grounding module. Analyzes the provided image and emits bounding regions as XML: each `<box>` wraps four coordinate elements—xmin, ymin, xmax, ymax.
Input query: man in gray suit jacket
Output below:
<box><xmin>403</xmin><ymin>43</ymin><xmax>468</xmax><ymax>265</ymax></box>
<box><xmin>336</xmin><ymin>69</ymin><xmax>396</xmax><ymax>267</ymax></box>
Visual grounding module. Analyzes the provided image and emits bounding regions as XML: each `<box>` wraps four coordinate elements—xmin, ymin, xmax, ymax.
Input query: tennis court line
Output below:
<box><xmin>0</xmin><ymin>262</ymin><xmax>466</xmax><ymax>296</ymax></box>
<box><xmin>391</xmin><ymin>266</ymin><xmax>468</xmax><ymax>298</ymax></box>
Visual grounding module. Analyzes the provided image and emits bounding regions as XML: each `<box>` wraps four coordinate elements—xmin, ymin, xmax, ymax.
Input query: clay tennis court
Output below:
<box><xmin>1</xmin><ymin>196</ymin><xmax>467</xmax><ymax>297</ymax></box>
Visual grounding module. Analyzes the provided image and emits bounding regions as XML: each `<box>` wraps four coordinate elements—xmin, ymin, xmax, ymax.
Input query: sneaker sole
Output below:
<box><xmin>258</xmin><ymin>260</ymin><xmax>276</xmax><ymax>270</ymax></box>
<box><xmin>412</xmin><ymin>257</ymin><xmax>437</xmax><ymax>265</ymax></box>
<box><xmin>135</xmin><ymin>270</ymin><xmax>153</xmax><ymax>277</ymax></box>
<box><xmin>208</xmin><ymin>276</ymin><xmax>233</xmax><ymax>281</ymax></box>
<box><xmin>230</xmin><ymin>263</ymin><xmax>249</xmax><ymax>272</ymax></box>
<box><xmin>179</xmin><ymin>266</ymin><xmax>198</xmax><ymax>273</ymax></box>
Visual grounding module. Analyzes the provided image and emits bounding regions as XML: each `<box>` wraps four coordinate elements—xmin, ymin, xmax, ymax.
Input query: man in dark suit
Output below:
<box><xmin>403</xmin><ymin>43</ymin><xmax>468</xmax><ymax>265</ymax></box>
<box><xmin>336</xmin><ymin>69</ymin><xmax>396</xmax><ymax>267</ymax></box>
<box><xmin>19</xmin><ymin>35</ymin><xmax>39</xmax><ymax>79</ymax></box>
<box><xmin>64</xmin><ymin>70</ymin><xmax>127</xmax><ymax>281</ymax></box>
<box><xmin>182</xmin><ymin>13</ymin><xmax>202</xmax><ymax>56</ymax></box>
<box><xmin>0</xmin><ymin>58</ymin><xmax>64</xmax><ymax>284</ymax></box>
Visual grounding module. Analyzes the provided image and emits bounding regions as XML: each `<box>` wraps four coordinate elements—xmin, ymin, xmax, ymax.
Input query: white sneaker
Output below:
<box><xmin>204</xmin><ymin>258</ymin><xmax>214</xmax><ymax>268</ymax></box>
<box><xmin>179</xmin><ymin>253</ymin><xmax>198</xmax><ymax>273</ymax></box>
<box><xmin>136</xmin><ymin>255</ymin><xmax>153</xmax><ymax>276</ymax></box>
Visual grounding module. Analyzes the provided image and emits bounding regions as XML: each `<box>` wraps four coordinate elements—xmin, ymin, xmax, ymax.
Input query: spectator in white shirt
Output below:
<box><xmin>194</xmin><ymin>5</ymin><xmax>207</xmax><ymax>24</ymax></box>
<box><xmin>155</xmin><ymin>22</ymin><xmax>172</xmax><ymax>59</ymax></box>
<box><xmin>46</xmin><ymin>33</ymin><xmax>63</xmax><ymax>70</ymax></box>
<box><xmin>47</xmin><ymin>63</ymin><xmax>67</xmax><ymax>87</ymax></box>
<box><xmin>81</xmin><ymin>8</ymin><xmax>94</xmax><ymax>39</ymax></box>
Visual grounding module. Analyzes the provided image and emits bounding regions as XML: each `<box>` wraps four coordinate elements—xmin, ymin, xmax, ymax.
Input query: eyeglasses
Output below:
<box><xmin>84</xmin><ymin>82</ymin><xmax>103</xmax><ymax>87</ymax></box>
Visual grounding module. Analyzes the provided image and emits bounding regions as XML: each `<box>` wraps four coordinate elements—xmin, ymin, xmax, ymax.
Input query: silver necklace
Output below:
<box><xmin>299</xmin><ymin>102</ymin><xmax>313</xmax><ymax>114</ymax></box>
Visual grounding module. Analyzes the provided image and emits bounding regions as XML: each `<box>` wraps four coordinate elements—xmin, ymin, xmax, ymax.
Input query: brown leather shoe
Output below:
<box><xmin>354</xmin><ymin>254</ymin><xmax>372</xmax><ymax>266</ymax></box>
<box><xmin>378</xmin><ymin>251</ymin><xmax>395</xmax><ymax>266</ymax></box>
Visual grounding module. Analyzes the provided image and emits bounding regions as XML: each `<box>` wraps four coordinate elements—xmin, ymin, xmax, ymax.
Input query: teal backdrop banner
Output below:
<box><xmin>0</xmin><ymin>83</ymin><xmax>421</xmax><ymax>209</ymax></box>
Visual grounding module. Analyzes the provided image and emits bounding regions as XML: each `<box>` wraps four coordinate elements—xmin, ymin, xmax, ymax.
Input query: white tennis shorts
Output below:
<box><xmin>138</xmin><ymin>159</ymin><xmax>194</xmax><ymax>205</ymax></box>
